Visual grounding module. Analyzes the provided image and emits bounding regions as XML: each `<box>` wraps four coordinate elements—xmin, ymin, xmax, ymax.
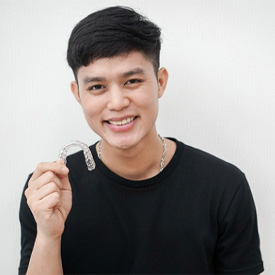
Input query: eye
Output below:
<box><xmin>125</xmin><ymin>79</ymin><xmax>142</xmax><ymax>85</ymax></box>
<box><xmin>88</xmin><ymin>84</ymin><xmax>105</xmax><ymax>91</ymax></box>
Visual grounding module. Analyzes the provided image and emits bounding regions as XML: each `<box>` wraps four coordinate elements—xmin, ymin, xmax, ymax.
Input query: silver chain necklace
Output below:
<box><xmin>97</xmin><ymin>134</ymin><xmax>166</xmax><ymax>172</ymax></box>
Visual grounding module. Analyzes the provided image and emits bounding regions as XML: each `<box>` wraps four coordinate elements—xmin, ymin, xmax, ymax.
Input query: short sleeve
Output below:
<box><xmin>214</xmin><ymin>174</ymin><xmax>264</xmax><ymax>274</ymax></box>
<box><xmin>18</xmin><ymin>175</ymin><xmax>37</xmax><ymax>275</ymax></box>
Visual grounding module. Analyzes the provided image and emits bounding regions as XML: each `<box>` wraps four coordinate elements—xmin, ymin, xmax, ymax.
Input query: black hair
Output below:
<box><xmin>67</xmin><ymin>6</ymin><xmax>161</xmax><ymax>79</ymax></box>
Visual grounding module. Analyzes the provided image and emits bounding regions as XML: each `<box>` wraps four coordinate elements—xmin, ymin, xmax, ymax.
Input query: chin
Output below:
<box><xmin>107</xmin><ymin>135</ymin><xmax>140</xmax><ymax>151</ymax></box>
<box><xmin>113</xmin><ymin>140</ymin><xmax>136</xmax><ymax>150</ymax></box>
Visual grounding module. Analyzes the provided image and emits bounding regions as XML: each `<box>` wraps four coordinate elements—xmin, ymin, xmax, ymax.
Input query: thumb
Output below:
<box><xmin>56</xmin><ymin>160</ymin><xmax>71</xmax><ymax>190</ymax></box>
<box><xmin>56</xmin><ymin>159</ymin><xmax>70</xmax><ymax>177</ymax></box>
<box><xmin>61</xmin><ymin>172</ymin><xmax>71</xmax><ymax>191</ymax></box>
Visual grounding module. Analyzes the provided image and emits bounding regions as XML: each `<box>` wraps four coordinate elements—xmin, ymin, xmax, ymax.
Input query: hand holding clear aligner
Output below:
<box><xmin>58</xmin><ymin>140</ymin><xmax>96</xmax><ymax>171</ymax></box>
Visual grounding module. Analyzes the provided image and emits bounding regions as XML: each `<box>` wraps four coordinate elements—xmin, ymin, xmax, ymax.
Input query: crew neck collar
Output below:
<box><xmin>90</xmin><ymin>138</ymin><xmax>184</xmax><ymax>189</ymax></box>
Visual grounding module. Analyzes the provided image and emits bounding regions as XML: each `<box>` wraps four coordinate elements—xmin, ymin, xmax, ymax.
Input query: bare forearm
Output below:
<box><xmin>24</xmin><ymin>161</ymin><xmax>71</xmax><ymax>275</ymax></box>
<box><xmin>26</xmin><ymin>234</ymin><xmax>63</xmax><ymax>275</ymax></box>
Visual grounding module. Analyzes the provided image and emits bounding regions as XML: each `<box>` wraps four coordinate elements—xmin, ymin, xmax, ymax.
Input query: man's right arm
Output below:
<box><xmin>26</xmin><ymin>234</ymin><xmax>63</xmax><ymax>275</ymax></box>
<box><xmin>19</xmin><ymin>161</ymin><xmax>72</xmax><ymax>275</ymax></box>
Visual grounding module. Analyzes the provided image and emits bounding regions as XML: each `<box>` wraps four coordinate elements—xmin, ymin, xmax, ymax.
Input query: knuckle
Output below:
<box><xmin>28</xmin><ymin>175</ymin><xmax>35</xmax><ymax>186</ymax></box>
<box><xmin>27</xmin><ymin>180</ymin><xmax>32</xmax><ymax>187</ymax></box>
<box><xmin>48</xmin><ymin>182</ymin><xmax>59</xmax><ymax>192</ymax></box>
<box><xmin>45</xmin><ymin>171</ymin><xmax>55</xmax><ymax>181</ymax></box>
<box><xmin>25</xmin><ymin>186</ymin><xmax>34</xmax><ymax>199</ymax></box>
<box><xmin>36</xmin><ymin>162</ymin><xmax>45</xmax><ymax>171</ymax></box>
<box><xmin>26</xmin><ymin>196</ymin><xmax>35</xmax><ymax>209</ymax></box>
<box><xmin>52</xmin><ymin>192</ymin><xmax>60</xmax><ymax>200</ymax></box>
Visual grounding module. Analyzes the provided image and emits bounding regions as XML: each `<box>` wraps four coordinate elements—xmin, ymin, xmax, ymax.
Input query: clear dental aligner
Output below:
<box><xmin>58</xmin><ymin>140</ymin><xmax>96</xmax><ymax>171</ymax></box>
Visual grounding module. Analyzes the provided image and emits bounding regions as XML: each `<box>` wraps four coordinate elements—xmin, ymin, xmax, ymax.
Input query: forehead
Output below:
<box><xmin>76</xmin><ymin>51</ymin><xmax>155</xmax><ymax>81</ymax></box>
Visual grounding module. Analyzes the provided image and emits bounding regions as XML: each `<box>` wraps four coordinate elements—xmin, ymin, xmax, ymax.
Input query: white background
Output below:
<box><xmin>0</xmin><ymin>0</ymin><xmax>274</xmax><ymax>273</ymax></box>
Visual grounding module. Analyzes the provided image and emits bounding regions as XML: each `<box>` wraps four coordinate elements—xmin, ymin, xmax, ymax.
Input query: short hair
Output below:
<box><xmin>67</xmin><ymin>6</ymin><xmax>161</xmax><ymax>79</ymax></box>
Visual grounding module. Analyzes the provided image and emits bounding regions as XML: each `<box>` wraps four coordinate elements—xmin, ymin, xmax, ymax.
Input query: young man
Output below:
<box><xmin>19</xmin><ymin>6</ymin><xmax>263</xmax><ymax>274</ymax></box>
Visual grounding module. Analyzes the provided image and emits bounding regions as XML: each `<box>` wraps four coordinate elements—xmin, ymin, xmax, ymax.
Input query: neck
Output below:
<box><xmin>97</xmin><ymin>131</ymin><xmax>164</xmax><ymax>180</ymax></box>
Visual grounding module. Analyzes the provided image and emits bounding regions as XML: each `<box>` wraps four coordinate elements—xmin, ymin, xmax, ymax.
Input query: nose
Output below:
<box><xmin>107</xmin><ymin>85</ymin><xmax>130</xmax><ymax>111</ymax></box>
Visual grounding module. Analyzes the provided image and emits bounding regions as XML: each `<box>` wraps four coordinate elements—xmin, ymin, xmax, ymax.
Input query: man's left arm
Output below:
<box><xmin>214</xmin><ymin>174</ymin><xmax>264</xmax><ymax>274</ymax></box>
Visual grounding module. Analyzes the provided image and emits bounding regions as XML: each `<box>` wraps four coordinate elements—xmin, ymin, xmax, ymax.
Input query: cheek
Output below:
<box><xmin>137</xmin><ymin>88</ymin><xmax>159</xmax><ymax>111</ymax></box>
<box><xmin>81</xmin><ymin>97</ymin><xmax>102</xmax><ymax>121</ymax></box>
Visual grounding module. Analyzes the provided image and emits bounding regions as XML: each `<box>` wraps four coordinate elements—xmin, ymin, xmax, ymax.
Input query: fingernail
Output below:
<box><xmin>61</xmin><ymin>166</ymin><xmax>69</xmax><ymax>173</ymax></box>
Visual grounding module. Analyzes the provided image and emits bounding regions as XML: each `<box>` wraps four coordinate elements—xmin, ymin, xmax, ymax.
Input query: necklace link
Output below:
<box><xmin>97</xmin><ymin>134</ymin><xmax>166</xmax><ymax>172</ymax></box>
<box><xmin>158</xmin><ymin>134</ymin><xmax>166</xmax><ymax>172</ymax></box>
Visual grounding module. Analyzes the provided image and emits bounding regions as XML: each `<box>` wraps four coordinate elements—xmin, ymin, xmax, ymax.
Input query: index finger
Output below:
<box><xmin>31</xmin><ymin>161</ymin><xmax>69</xmax><ymax>181</ymax></box>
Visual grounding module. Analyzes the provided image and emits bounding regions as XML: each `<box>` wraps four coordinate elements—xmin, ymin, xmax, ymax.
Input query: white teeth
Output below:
<box><xmin>109</xmin><ymin>117</ymin><xmax>135</xmax><ymax>126</ymax></box>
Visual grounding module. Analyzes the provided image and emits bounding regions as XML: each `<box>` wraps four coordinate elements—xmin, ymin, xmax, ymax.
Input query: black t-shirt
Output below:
<box><xmin>19</xmin><ymin>139</ymin><xmax>264</xmax><ymax>274</ymax></box>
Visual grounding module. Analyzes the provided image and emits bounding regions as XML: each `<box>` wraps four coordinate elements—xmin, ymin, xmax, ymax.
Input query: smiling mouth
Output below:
<box><xmin>107</xmin><ymin>116</ymin><xmax>136</xmax><ymax>126</ymax></box>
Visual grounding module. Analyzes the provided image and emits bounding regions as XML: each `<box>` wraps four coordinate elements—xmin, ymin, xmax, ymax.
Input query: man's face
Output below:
<box><xmin>71</xmin><ymin>51</ymin><xmax>168</xmax><ymax>150</ymax></box>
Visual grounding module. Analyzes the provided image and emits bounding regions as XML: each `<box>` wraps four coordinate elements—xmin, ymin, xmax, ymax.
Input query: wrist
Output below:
<box><xmin>36</xmin><ymin>232</ymin><xmax>62</xmax><ymax>246</ymax></box>
<box><xmin>27</xmin><ymin>233</ymin><xmax>63</xmax><ymax>275</ymax></box>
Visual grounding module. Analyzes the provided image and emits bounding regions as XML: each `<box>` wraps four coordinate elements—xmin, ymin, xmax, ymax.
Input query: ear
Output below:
<box><xmin>157</xmin><ymin>67</ymin><xmax>169</xmax><ymax>99</ymax></box>
<box><xmin>70</xmin><ymin>81</ymin><xmax>82</xmax><ymax>105</ymax></box>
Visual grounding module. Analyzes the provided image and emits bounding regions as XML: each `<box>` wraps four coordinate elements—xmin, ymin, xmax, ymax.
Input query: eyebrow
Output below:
<box><xmin>82</xmin><ymin>68</ymin><xmax>145</xmax><ymax>85</ymax></box>
<box><xmin>122</xmin><ymin>68</ymin><xmax>145</xmax><ymax>78</ymax></box>
<box><xmin>83</xmin><ymin>76</ymin><xmax>106</xmax><ymax>85</ymax></box>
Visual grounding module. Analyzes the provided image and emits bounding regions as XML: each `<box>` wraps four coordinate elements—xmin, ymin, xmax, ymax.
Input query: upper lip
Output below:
<box><xmin>105</xmin><ymin>115</ymin><xmax>137</xmax><ymax>122</ymax></box>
